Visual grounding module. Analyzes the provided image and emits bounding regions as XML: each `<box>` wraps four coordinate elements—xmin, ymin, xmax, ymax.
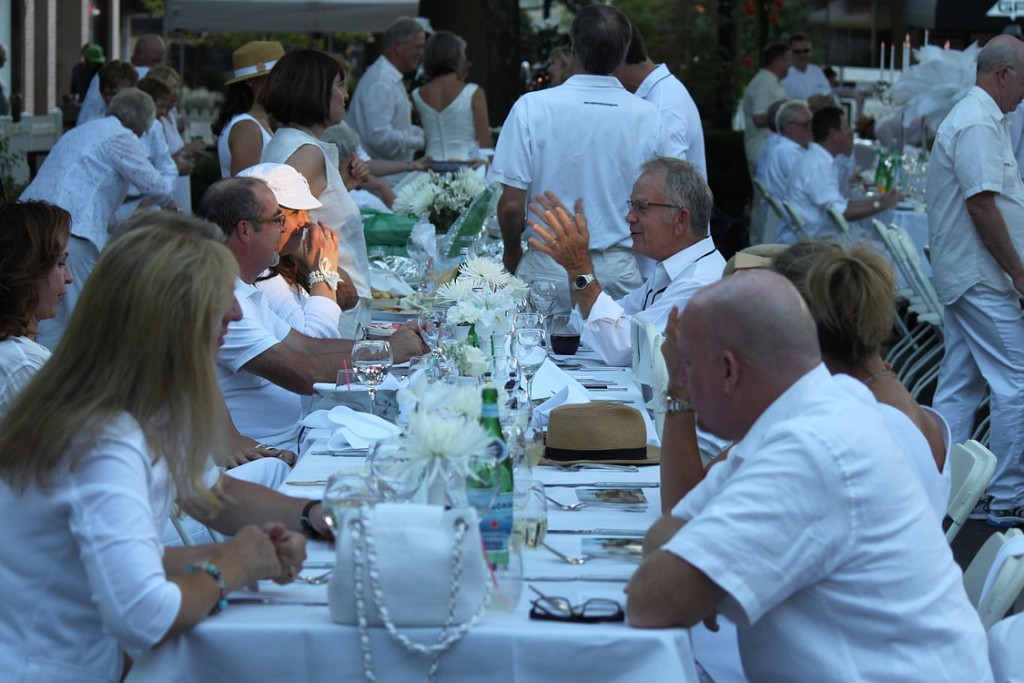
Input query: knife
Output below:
<box><xmin>228</xmin><ymin>597</ymin><xmax>329</xmax><ymax>606</ymax></box>
<box><xmin>544</xmin><ymin>482</ymin><xmax>660</xmax><ymax>488</ymax></box>
<box><xmin>524</xmin><ymin>575</ymin><xmax>632</xmax><ymax>582</ymax></box>
<box><xmin>308</xmin><ymin>448</ymin><xmax>367</xmax><ymax>456</ymax></box>
<box><xmin>547</xmin><ymin>529</ymin><xmax>645</xmax><ymax>536</ymax></box>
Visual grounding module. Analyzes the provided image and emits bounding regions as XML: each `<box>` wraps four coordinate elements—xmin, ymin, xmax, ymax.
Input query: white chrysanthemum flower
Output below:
<box><xmin>455</xmin><ymin>345</ymin><xmax>489</xmax><ymax>377</ymax></box>
<box><xmin>435</xmin><ymin>277</ymin><xmax>478</xmax><ymax>304</ymax></box>
<box><xmin>401</xmin><ymin>411</ymin><xmax>492</xmax><ymax>484</ymax></box>
<box><xmin>460</xmin><ymin>258</ymin><xmax>510</xmax><ymax>289</ymax></box>
<box><xmin>505</xmin><ymin>276</ymin><xmax>531</xmax><ymax>300</ymax></box>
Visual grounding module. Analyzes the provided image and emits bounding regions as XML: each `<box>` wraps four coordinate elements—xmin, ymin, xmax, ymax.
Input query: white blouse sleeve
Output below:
<box><xmin>108</xmin><ymin>130</ymin><xmax>175</xmax><ymax>204</ymax></box>
<box><xmin>254</xmin><ymin>274</ymin><xmax>342</xmax><ymax>339</ymax></box>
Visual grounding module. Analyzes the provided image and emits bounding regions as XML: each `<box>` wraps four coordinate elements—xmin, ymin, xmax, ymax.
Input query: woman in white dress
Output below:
<box><xmin>261</xmin><ymin>50</ymin><xmax>372</xmax><ymax>338</ymax></box>
<box><xmin>0</xmin><ymin>201</ymin><xmax>72</xmax><ymax>416</ymax></box>
<box><xmin>0</xmin><ymin>226</ymin><xmax>299</xmax><ymax>682</ymax></box>
<box><xmin>411</xmin><ymin>31</ymin><xmax>493</xmax><ymax>161</ymax></box>
<box><xmin>212</xmin><ymin>41</ymin><xmax>284</xmax><ymax>178</ymax></box>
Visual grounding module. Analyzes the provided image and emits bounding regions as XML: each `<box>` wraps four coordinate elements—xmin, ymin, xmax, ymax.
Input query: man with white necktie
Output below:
<box><xmin>529</xmin><ymin>157</ymin><xmax>724</xmax><ymax>367</ymax></box>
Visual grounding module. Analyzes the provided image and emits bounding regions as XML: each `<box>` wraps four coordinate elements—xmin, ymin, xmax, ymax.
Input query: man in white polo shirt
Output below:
<box><xmin>627</xmin><ymin>271</ymin><xmax>992</xmax><ymax>682</ymax></box>
<box><xmin>197</xmin><ymin>177</ymin><xmax>427</xmax><ymax>450</ymax></box>
<box><xmin>781</xmin><ymin>33</ymin><xmax>833</xmax><ymax>101</ymax></box>
<box><xmin>490</xmin><ymin>4</ymin><xmax>666</xmax><ymax>314</ymax></box>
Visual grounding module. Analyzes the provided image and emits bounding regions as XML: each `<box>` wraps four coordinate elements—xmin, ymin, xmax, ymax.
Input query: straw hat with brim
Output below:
<box><xmin>544</xmin><ymin>402</ymin><xmax>660</xmax><ymax>466</ymax></box>
<box><xmin>226</xmin><ymin>41</ymin><xmax>285</xmax><ymax>85</ymax></box>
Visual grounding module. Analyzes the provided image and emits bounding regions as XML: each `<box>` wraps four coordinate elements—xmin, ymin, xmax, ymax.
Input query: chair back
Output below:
<box><xmin>826</xmin><ymin>205</ymin><xmax>852</xmax><ymax>238</ymax></box>
<box><xmin>945</xmin><ymin>439</ymin><xmax>998</xmax><ymax>543</ymax></box>
<box><xmin>963</xmin><ymin>528</ymin><xmax>1024</xmax><ymax>629</ymax></box>
<box><xmin>781</xmin><ymin>199</ymin><xmax>810</xmax><ymax>240</ymax></box>
<box><xmin>630</xmin><ymin>311</ymin><xmax>668</xmax><ymax>437</ymax></box>
<box><xmin>749</xmin><ymin>177</ymin><xmax>769</xmax><ymax>245</ymax></box>
<box><xmin>760</xmin><ymin>185</ymin><xmax>789</xmax><ymax>243</ymax></box>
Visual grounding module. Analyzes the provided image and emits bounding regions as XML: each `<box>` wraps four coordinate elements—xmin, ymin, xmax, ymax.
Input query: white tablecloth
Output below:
<box><xmin>126</xmin><ymin>354</ymin><xmax>703</xmax><ymax>683</ymax></box>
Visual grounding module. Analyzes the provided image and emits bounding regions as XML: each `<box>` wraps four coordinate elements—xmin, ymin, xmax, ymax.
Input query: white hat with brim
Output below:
<box><xmin>225</xmin><ymin>41</ymin><xmax>285</xmax><ymax>85</ymax></box>
<box><xmin>238</xmin><ymin>163</ymin><xmax>323</xmax><ymax>211</ymax></box>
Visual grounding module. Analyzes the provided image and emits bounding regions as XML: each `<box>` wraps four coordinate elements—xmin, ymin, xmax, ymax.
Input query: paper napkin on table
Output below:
<box><xmin>312</xmin><ymin>374</ymin><xmax>401</xmax><ymax>395</ymax></box>
<box><xmin>326</xmin><ymin>405</ymin><xmax>402</xmax><ymax>450</ymax></box>
<box><xmin>529</xmin><ymin>361</ymin><xmax>590</xmax><ymax>432</ymax></box>
<box><xmin>370</xmin><ymin>268</ymin><xmax>415</xmax><ymax>297</ymax></box>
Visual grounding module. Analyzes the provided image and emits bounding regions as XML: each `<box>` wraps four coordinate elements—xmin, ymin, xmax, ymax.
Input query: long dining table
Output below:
<box><xmin>125</xmin><ymin>352</ymin><xmax>705</xmax><ymax>683</ymax></box>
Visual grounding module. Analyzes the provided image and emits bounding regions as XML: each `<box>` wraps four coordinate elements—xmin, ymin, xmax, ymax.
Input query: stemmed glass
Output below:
<box><xmin>512</xmin><ymin>325</ymin><xmax>547</xmax><ymax>408</ymax></box>
<box><xmin>529</xmin><ymin>280</ymin><xmax>558</xmax><ymax>321</ymax></box>
<box><xmin>405</xmin><ymin>234</ymin><xmax>433</xmax><ymax>292</ymax></box>
<box><xmin>351</xmin><ymin>340</ymin><xmax>393</xmax><ymax>414</ymax></box>
<box><xmin>417</xmin><ymin>308</ymin><xmax>444</xmax><ymax>351</ymax></box>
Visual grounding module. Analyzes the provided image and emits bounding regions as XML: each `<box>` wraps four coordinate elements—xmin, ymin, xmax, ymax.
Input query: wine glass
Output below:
<box><xmin>529</xmin><ymin>280</ymin><xmax>558</xmax><ymax>320</ymax></box>
<box><xmin>417</xmin><ymin>308</ymin><xmax>444</xmax><ymax>351</ymax></box>
<box><xmin>512</xmin><ymin>312</ymin><xmax>544</xmax><ymax>333</ymax></box>
<box><xmin>351</xmin><ymin>340</ymin><xmax>393</xmax><ymax>414</ymax></box>
<box><xmin>512</xmin><ymin>326</ymin><xmax>547</xmax><ymax>406</ymax></box>
<box><xmin>405</xmin><ymin>234</ymin><xmax>433</xmax><ymax>292</ymax></box>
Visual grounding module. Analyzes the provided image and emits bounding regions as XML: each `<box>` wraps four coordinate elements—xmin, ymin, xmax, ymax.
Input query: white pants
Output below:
<box><xmin>932</xmin><ymin>285</ymin><xmax>1024</xmax><ymax>508</ymax></box>
<box><xmin>36</xmin><ymin>235</ymin><xmax>100</xmax><ymax>351</ymax></box>
<box><xmin>516</xmin><ymin>247</ymin><xmax>642</xmax><ymax>315</ymax></box>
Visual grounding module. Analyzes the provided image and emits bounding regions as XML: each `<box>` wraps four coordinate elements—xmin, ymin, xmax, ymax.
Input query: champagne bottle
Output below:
<box><xmin>470</xmin><ymin>386</ymin><xmax>513</xmax><ymax>568</ymax></box>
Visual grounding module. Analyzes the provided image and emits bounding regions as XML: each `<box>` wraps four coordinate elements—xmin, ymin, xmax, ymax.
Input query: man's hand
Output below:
<box><xmin>335</xmin><ymin>266</ymin><xmax>359</xmax><ymax>311</ymax></box>
<box><xmin>661</xmin><ymin>306</ymin><xmax>690</xmax><ymax>401</ymax></box>
<box><xmin>527</xmin><ymin>192</ymin><xmax>594</xmax><ymax>276</ymax></box>
<box><xmin>301</xmin><ymin>222</ymin><xmax>340</xmax><ymax>274</ymax></box>
<box><xmin>389</xmin><ymin>326</ymin><xmax>430</xmax><ymax>363</ymax></box>
<box><xmin>263</xmin><ymin>522</ymin><xmax>307</xmax><ymax>585</ymax></box>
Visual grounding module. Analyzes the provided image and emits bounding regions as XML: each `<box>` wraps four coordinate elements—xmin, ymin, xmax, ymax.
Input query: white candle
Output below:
<box><xmin>880</xmin><ymin>41</ymin><xmax>886</xmax><ymax>80</ymax></box>
<box><xmin>943</xmin><ymin>40</ymin><xmax>950</xmax><ymax>50</ymax></box>
<box><xmin>924</xmin><ymin>29</ymin><xmax>929</xmax><ymax>46</ymax></box>
<box><xmin>903</xmin><ymin>34</ymin><xmax>911</xmax><ymax>72</ymax></box>
<box><xmin>890</xmin><ymin>44</ymin><xmax>896</xmax><ymax>81</ymax></box>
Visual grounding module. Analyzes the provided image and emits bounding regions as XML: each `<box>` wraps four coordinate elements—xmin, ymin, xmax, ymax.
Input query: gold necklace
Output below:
<box><xmin>864</xmin><ymin>369</ymin><xmax>897</xmax><ymax>385</ymax></box>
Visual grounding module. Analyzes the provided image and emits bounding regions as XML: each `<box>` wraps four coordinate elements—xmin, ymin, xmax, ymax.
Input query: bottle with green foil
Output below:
<box><xmin>469</xmin><ymin>386</ymin><xmax>513</xmax><ymax>568</ymax></box>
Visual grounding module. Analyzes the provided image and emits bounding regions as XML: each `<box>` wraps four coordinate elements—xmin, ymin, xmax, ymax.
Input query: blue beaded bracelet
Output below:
<box><xmin>186</xmin><ymin>561</ymin><xmax>227</xmax><ymax>614</ymax></box>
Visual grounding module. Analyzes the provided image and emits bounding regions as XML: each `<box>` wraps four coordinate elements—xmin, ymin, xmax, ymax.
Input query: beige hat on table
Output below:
<box><xmin>544</xmin><ymin>402</ymin><xmax>660</xmax><ymax>465</ymax></box>
<box><xmin>225</xmin><ymin>40</ymin><xmax>285</xmax><ymax>85</ymax></box>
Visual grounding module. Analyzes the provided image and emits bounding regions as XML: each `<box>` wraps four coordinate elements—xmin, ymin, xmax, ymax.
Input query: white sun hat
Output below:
<box><xmin>238</xmin><ymin>163</ymin><xmax>323</xmax><ymax>211</ymax></box>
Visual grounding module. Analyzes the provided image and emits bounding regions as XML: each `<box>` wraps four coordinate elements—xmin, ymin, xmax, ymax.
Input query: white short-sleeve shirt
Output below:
<box><xmin>781</xmin><ymin>64</ymin><xmax>833</xmax><ymax>100</ymax></box>
<box><xmin>757</xmin><ymin>135</ymin><xmax>805</xmax><ymax>199</ymax></box>
<box><xmin>635</xmin><ymin>64</ymin><xmax>707</xmax><ymax>178</ymax></box>
<box><xmin>927</xmin><ymin>86</ymin><xmax>1024</xmax><ymax>304</ymax></box>
<box><xmin>664</xmin><ymin>366</ymin><xmax>991</xmax><ymax>682</ymax></box>
<box><xmin>741</xmin><ymin>69</ymin><xmax>787</xmax><ymax>173</ymax></box>
<box><xmin>253</xmin><ymin>271</ymin><xmax>342</xmax><ymax>339</ymax></box>
<box><xmin>217</xmin><ymin>278</ymin><xmax>304</xmax><ymax>450</ymax></box>
<box><xmin>783</xmin><ymin>142</ymin><xmax>847</xmax><ymax>242</ymax></box>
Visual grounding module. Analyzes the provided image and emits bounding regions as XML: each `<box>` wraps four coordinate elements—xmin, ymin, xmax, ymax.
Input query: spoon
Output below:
<box><xmin>544</xmin><ymin>494</ymin><xmax>587</xmax><ymax>512</ymax></box>
<box><xmin>541</xmin><ymin>542</ymin><xmax>591</xmax><ymax>565</ymax></box>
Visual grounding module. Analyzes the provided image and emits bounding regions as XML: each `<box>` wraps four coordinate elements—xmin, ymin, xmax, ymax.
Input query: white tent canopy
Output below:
<box><xmin>164</xmin><ymin>0</ymin><xmax>418</xmax><ymax>33</ymax></box>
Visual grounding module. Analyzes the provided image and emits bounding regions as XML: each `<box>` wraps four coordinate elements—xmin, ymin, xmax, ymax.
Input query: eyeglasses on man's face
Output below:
<box><xmin>627</xmin><ymin>199</ymin><xmax>684</xmax><ymax>215</ymax></box>
<box><xmin>250</xmin><ymin>214</ymin><xmax>287</xmax><ymax>228</ymax></box>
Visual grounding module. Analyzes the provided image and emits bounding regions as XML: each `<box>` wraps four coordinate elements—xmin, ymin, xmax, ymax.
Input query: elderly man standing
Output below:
<box><xmin>491</xmin><ymin>4</ymin><xmax>666</xmax><ymax>315</ymax></box>
<box><xmin>348</xmin><ymin>17</ymin><xmax>426</xmax><ymax>181</ymax></box>
<box><xmin>626</xmin><ymin>270</ymin><xmax>992</xmax><ymax>682</ymax></box>
<box><xmin>613</xmin><ymin>23</ymin><xmax>706</xmax><ymax>178</ymax></box>
<box><xmin>928</xmin><ymin>35</ymin><xmax>1024</xmax><ymax>527</ymax></box>
<box><xmin>196</xmin><ymin>177</ymin><xmax>427</xmax><ymax>451</ymax></box>
<box><xmin>741</xmin><ymin>43</ymin><xmax>789</xmax><ymax>176</ymax></box>
<box><xmin>530</xmin><ymin>157</ymin><xmax>723</xmax><ymax>367</ymax></box>
<box><xmin>784</xmin><ymin>106</ymin><xmax>900</xmax><ymax>242</ymax></box>
<box><xmin>781</xmin><ymin>33</ymin><xmax>833</xmax><ymax>101</ymax></box>
<box><xmin>23</xmin><ymin>88</ymin><xmax>174</xmax><ymax>350</ymax></box>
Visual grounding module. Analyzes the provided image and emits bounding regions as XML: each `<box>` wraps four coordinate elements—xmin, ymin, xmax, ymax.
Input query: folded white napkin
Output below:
<box><xmin>312</xmin><ymin>373</ymin><xmax>401</xmax><ymax>395</ymax></box>
<box><xmin>370</xmin><ymin>268</ymin><xmax>415</xmax><ymax>297</ymax></box>
<box><xmin>301</xmin><ymin>410</ymin><xmax>335</xmax><ymax>430</ymax></box>
<box><xmin>326</xmin><ymin>405</ymin><xmax>402</xmax><ymax>450</ymax></box>
<box><xmin>530</xmin><ymin>361</ymin><xmax>591</xmax><ymax>432</ymax></box>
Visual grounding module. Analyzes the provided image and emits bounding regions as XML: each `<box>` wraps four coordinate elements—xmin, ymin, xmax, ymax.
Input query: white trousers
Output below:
<box><xmin>516</xmin><ymin>247</ymin><xmax>643</xmax><ymax>316</ymax></box>
<box><xmin>35</xmin><ymin>235</ymin><xmax>99</xmax><ymax>352</ymax></box>
<box><xmin>933</xmin><ymin>284</ymin><xmax>1024</xmax><ymax>508</ymax></box>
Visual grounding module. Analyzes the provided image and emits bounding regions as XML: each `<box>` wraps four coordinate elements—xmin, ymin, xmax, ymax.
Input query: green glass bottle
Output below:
<box><xmin>470</xmin><ymin>386</ymin><xmax>513</xmax><ymax>568</ymax></box>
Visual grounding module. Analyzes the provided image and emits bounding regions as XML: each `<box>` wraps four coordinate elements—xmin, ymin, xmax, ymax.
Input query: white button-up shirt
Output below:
<box><xmin>781</xmin><ymin>63</ymin><xmax>832</xmax><ymax>100</ymax></box>
<box><xmin>784</xmin><ymin>142</ymin><xmax>846</xmax><ymax>242</ymax></box>
<box><xmin>347</xmin><ymin>56</ymin><xmax>424</xmax><ymax>163</ymax></box>
<box><xmin>757</xmin><ymin>135</ymin><xmax>805</xmax><ymax>199</ymax></box>
<box><xmin>581</xmin><ymin>236</ymin><xmax>724</xmax><ymax>366</ymax></box>
<box><xmin>927</xmin><ymin>85</ymin><xmax>1024</xmax><ymax>304</ymax></box>
<box><xmin>635</xmin><ymin>64</ymin><xmax>706</xmax><ymax>178</ymax></box>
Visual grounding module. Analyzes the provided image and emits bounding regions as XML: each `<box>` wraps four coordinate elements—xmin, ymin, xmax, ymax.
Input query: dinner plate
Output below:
<box><xmin>372</xmin><ymin>310</ymin><xmax>419</xmax><ymax>323</ymax></box>
<box><xmin>367</xmin><ymin>322</ymin><xmax>402</xmax><ymax>338</ymax></box>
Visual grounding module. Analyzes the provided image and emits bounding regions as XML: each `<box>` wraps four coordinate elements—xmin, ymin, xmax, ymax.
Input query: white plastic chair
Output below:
<box><xmin>749</xmin><ymin>177</ymin><xmax>769</xmax><ymax>245</ymax></box>
<box><xmin>945</xmin><ymin>439</ymin><xmax>998</xmax><ymax>543</ymax></box>
<box><xmin>826</xmin><ymin>205</ymin><xmax>852</xmax><ymax>240</ymax></box>
<box><xmin>781</xmin><ymin>199</ymin><xmax>811</xmax><ymax>241</ymax></box>
<box><xmin>962</xmin><ymin>528</ymin><xmax>1024</xmax><ymax>629</ymax></box>
<box><xmin>630</xmin><ymin>311</ymin><xmax>668</xmax><ymax>438</ymax></box>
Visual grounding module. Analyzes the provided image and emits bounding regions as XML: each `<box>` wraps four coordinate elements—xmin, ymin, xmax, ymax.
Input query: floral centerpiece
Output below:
<box><xmin>393</xmin><ymin>168</ymin><xmax>487</xmax><ymax>234</ymax></box>
<box><xmin>435</xmin><ymin>258</ymin><xmax>530</xmax><ymax>339</ymax></box>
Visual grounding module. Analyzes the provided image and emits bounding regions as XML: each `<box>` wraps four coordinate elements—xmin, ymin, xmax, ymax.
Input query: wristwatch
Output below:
<box><xmin>872</xmin><ymin>199</ymin><xmax>881</xmax><ymax>210</ymax></box>
<box><xmin>664</xmin><ymin>396</ymin><xmax>694</xmax><ymax>414</ymax></box>
<box><xmin>573</xmin><ymin>273</ymin><xmax>596</xmax><ymax>291</ymax></box>
<box><xmin>308</xmin><ymin>256</ymin><xmax>341</xmax><ymax>291</ymax></box>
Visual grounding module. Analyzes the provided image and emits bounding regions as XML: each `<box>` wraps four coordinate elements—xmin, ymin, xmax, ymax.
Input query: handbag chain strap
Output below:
<box><xmin>350</xmin><ymin>503</ymin><xmax>491</xmax><ymax>683</ymax></box>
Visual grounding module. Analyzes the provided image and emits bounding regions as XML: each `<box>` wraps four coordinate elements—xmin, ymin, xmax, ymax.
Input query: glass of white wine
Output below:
<box><xmin>351</xmin><ymin>340</ymin><xmax>393</xmax><ymax>415</ymax></box>
<box><xmin>514</xmin><ymin>480</ymin><xmax>548</xmax><ymax>550</ymax></box>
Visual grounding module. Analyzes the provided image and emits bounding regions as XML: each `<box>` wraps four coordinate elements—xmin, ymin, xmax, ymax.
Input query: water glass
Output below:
<box><xmin>351</xmin><ymin>340</ymin><xmax>393</xmax><ymax>414</ymax></box>
<box><xmin>529</xmin><ymin>280</ymin><xmax>559</xmax><ymax>318</ymax></box>
<box><xmin>365</xmin><ymin>438</ymin><xmax>422</xmax><ymax>502</ymax></box>
<box><xmin>323</xmin><ymin>468</ymin><xmax>382</xmax><ymax>535</ymax></box>
<box><xmin>513</xmin><ymin>327</ymin><xmax>548</xmax><ymax>401</ymax></box>
<box><xmin>514</xmin><ymin>480</ymin><xmax>548</xmax><ymax>549</ymax></box>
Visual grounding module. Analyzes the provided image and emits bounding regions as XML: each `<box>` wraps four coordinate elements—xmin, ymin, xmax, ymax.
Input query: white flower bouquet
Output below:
<box><xmin>393</xmin><ymin>168</ymin><xmax>487</xmax><ymax>233</ymax></box>
<box><xmin>434</xmin><ymin>258</ymin><xmax>530</xmax><ymax>335</ymax></box>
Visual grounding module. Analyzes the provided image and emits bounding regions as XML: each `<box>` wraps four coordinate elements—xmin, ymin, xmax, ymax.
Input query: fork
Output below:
<box><xmin>296</xmin><ymin>569</ymin><xmax>333</xmax><ymax>585</ymax></box>
<box><xmin>541</xmin><ymin>542</ymin><xmax>591</xmax><ymax>565</ymax></box>
<box><xmin>544</xmin><ymin>494</ymin><xmax>587</xmax><ymax>512</ymax></box>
